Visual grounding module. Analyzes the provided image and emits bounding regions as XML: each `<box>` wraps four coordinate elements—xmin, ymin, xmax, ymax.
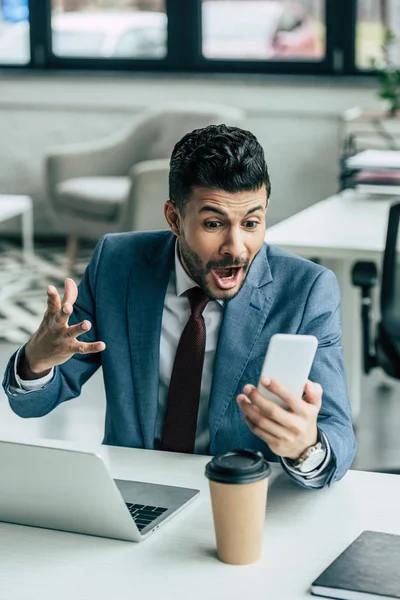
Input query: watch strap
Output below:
<box><xmin>296</xmin><ymin>428</ymin><xmax>325</xmax><ymax>462</ymax></box>
<box><xmin>282</xmin><ymin>430</ymin><xmax>331</xmax><ymax>479</ymax></box>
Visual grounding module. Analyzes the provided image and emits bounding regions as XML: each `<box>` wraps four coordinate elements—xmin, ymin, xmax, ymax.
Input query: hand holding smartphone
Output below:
<box><xmin>257</xmin><ymin>334</ymin><xmax>318</xmax><ymax>409</ymax></box>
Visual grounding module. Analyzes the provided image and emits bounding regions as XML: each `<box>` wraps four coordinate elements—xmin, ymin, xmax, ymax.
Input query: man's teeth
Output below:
<box><xmin>220</xmin><ymin>270</ymin><xmax>237</xmax><ymax>280</ymax></box>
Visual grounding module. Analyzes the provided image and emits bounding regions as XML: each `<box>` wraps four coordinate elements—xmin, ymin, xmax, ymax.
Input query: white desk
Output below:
<box><xmin>0</xmin><ymin>194</ymin><xmax>34</xmax><ymax>301</ymax></box>
<box><xmin>1</xmin><ymin>442</ymin><xmax>400</xmax><ymax>600</ymax></box>
<box><xmin>265</xmin><ymin>189</ymin><xmax>396</xmax><ymax>422</ymax></box>
<box><xmin>0</xmin><ymin>195</ymin><xmax>34</xmax><ymax>264</ymax></box>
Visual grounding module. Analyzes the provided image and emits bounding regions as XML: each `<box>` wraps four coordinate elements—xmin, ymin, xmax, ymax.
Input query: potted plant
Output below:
<box><xmin>371</xmin><ymin>29</ymin><xmax>400</xmax><ymax>117</ymax></box>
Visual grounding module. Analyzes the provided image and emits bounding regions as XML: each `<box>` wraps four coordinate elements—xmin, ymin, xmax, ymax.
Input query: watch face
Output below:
<box><xmin>299</xmin><ymin>449</ymin><xmax>326</xmax><ymax>473</ymax></box>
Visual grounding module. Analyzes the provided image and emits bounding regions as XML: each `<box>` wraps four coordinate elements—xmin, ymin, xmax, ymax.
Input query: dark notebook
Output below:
<box><xmin>311</xmin><ymin>530</ymin><xmax>400</xmax><ymax>600</ymax></box>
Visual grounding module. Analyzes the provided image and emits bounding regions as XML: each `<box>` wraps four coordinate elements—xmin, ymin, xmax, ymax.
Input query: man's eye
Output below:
<box><xmin>244</xmin><ymin>221</ymin><xmax>259</xmax><ymax>229</ymax></box>
<box><xmin>205</xmin><ymin>221</ymin><xmax>222</xmax><ymax>229</ymax></box>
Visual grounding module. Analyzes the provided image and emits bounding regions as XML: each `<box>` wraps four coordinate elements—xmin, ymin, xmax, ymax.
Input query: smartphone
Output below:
<box><xmin>257</xmin><ymin>334</ymin><xmax>318</xmax><ymax>409</ymax></box>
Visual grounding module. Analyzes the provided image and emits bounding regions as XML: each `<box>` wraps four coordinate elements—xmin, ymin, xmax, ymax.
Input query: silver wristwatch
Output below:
<box><xmin>290</xmin><ymin>432</ymin><xmax>327</xmax><ymax>473</ymax></box>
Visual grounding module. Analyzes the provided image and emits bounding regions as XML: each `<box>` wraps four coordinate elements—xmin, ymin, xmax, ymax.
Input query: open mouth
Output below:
<box><xmin>211</xmin><ymin>266</ymin><xmax>243</xmax><ymax>290</ymax></box>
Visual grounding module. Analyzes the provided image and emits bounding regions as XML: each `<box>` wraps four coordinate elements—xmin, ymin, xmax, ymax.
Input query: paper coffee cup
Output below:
<box><xmin>205</xmin><ymin>449</ymin><xmax>270</xmax><ymax>565</ymax></box>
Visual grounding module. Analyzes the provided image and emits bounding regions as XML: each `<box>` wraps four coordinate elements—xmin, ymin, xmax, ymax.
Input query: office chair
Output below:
<box><xmin>352</xmin><ymin>202</ymin><xmax>400</xmax><ymax>474</ymax></box>
<box><xmin>352</xmin><ymin>201</ymin><xmax>400</xmax><ymax>379</ymax></box>
<box><xmin>45</xmin><ymin>102</ymin><xmax>245</xmax><ymax>272</ymax></box>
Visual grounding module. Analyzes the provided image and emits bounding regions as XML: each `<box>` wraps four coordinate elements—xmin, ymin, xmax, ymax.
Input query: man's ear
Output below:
<box><xmin>164</xmin><ymin>201</ymin><xmax>181</xmax><ymax>236</ymax></box>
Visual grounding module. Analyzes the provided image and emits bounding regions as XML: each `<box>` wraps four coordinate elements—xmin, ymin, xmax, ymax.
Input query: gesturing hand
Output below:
<box><xmin>20</xmin><ymin>278</ymin><xmax>106</xmax><ymax>379</ymax></box>
<box><xmin>236</xmin><ymin>377</ymin><xmax>322</xmax><ymax>460</ymax></box>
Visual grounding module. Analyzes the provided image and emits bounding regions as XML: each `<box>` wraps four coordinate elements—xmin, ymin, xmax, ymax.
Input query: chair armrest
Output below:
<box><xmin>351</xmin><ymin>261</ymin><xmax>379</xmax><ymax>375</ymax></box>
<box><xmin>45</xmin><ymin>130</ymin><xmax>132</xmax><ymax>184</ymax></box>
<box><xmin>351</xmin><ymin>261</ymin><xmax>378</xmax><ymax>290</ymax></box>
<box><xmin>44</xmin><ymin>117</ymin><xmax>146</xmax><ymax>202</ymax></box>
<box><xmin>127</xmin><ymin>158</ymin><xmax>170</xmax><ymax>231</ymax></box>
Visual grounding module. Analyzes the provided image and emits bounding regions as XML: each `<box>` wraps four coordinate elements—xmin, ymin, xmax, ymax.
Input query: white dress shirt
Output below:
<box><xmin>13</xmin><ymin>241</ymin><xmax>332</xmax><ymax>484</ymax></box>
<box><xmin>154</xmin><ymin>242</ymin><xmax>224</xmax><ymax>453</ymax></box>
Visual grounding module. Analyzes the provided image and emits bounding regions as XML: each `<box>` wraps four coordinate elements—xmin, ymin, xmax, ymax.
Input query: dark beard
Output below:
<box><xmin>178</xmin><ymin>235</ymin><xmax>249</xmax><ymax>300</ymax></box>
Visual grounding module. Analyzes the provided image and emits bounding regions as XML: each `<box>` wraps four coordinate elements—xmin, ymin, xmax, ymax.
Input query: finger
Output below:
<box><xmin>258</xmin><ymin>377</ymin><xmax>307</xmax><ymax>415</ymax></box>
<box><xmin>303</xmin><ymin>380</ymin><xmax>323</xmax><ymax>409</ymax></box>
<box><xmin>67</xmin><ymin>320</ymin><xmax>92</xmax><ymax>339</ymax></box>
<box><xmin>46</xmin><ymin>285</ymin><xmax>61</xmax><ymax>314</ymax></box>
<box><xmin>55</xmin><ymin>299</ymin><xmax>73</xmax><ymax>325</ymax></box>
<box><xmin>62</xmin><ymin>278</ymin><xmax>78</xmax><ymax>308</ymax></box>
<box><xmin>72</xmin><ymin>341</ymin><xmax>106</xmax><ymax>355</ymax></box>
<box><xmin>57</xmin><ymin>278</ymin><xmax>78</xmax><ymax>325</ymax></box>
<box><xmin>244</xmin><ymin>415</ymin><xmax>281</xmax><ymax>448</ymax></box>
<box><xmin>238</xmin><ymin>399</ymin><xmax>287</xmax><ymax>439</ymax></box>
<box><xmin>236</xmin><ymin>393</ymin><xmax>251</xmax><ymax>404</ymax></box>
<box><xmin>242</xmin><ymin>384</ymin><xmax>295</xmax><ymax>429</ymax></box>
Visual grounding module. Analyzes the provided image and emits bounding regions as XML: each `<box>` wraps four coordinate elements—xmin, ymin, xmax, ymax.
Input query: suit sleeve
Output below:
<box><xmin>296</xmin><ymin>268</ymin><xmax>357</xmax><ymax>487</ymax></box>
<box><xmin>2</xmin><ymin>235</ymin><xmax>108</xmax><ymax>418</ymax></box>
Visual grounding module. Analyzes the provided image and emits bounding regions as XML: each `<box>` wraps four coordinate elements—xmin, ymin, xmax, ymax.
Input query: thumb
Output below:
<box><xmin>303</xmin><ymin>380</ymin><xmax>323</xmax><ymax>409</ymax></box>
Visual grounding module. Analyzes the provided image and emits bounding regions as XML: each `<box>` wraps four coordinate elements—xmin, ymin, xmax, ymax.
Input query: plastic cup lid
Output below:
<box><xmin>205</xmin><ymin>449</ymin><xmax>271</xmax><ymax>484</ymax></box>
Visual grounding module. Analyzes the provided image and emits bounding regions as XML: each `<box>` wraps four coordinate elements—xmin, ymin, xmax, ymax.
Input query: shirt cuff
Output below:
<box><xmin>13</xmin><ymin>345</ymin><xmax>55</xmax><ymax>391</ymax></box>
<box><xmin>281</xmin><ymin>430</ymin><xmax>332</xmax><ymax>481</ymax></box>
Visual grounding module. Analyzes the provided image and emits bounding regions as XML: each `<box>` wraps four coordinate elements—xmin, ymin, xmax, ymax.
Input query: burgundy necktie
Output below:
<box><xmin>161</xmin><ymin>287</ymin><xmax>210</xmax><ymax>453</ymax></box>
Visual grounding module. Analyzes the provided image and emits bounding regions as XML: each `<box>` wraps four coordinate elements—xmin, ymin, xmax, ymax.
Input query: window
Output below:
<box><xmin>113</xmin><ymin>26</ymin><xmax>167</xmax><ymax>58</ymax></box>
<box><xmin>356</xmin><ymin>0</ymin><xmax>400</xmax><ymax>70</ymax></box>
<box><xmin>356</xmin><ymin>0</ymin><xmax>385</xmax><ymax>69</ymax></box>
<box><xmin>50</xmin><ymin>0</ymin><xmax>167</xmax><ymax>59</ymax></box>
<box><xmin>0</xmin><ymin>0</ymin><xmax>30</xmax><ymax>64</ymax></box>
<box><xmin>201</xmin><ymin>0</ymin><xmax>325</xmax><ymax>62</ymax></box>
<box><xmin>0</xmin><ymin>1</ymin><xmax>397</xmax><ymax>76</ymax></box>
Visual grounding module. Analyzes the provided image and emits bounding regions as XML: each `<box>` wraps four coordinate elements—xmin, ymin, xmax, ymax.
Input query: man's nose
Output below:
<box><xmin>219</xmin><ymin>228</ymin><xmax>246</xmax><ymax>259</ymax></box>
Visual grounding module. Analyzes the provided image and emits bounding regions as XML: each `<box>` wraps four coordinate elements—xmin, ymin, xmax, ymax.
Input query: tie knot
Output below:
<box><xmin>186</xmin><ymin>287</ymin><xmax>210</xmax><ymax>318</ymax></box>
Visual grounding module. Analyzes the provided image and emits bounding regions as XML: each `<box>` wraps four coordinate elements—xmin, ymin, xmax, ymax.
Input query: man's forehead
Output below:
<box><xmin>191</xmin><ymin>186</ymin><xmax>267</xmax><ymax>209</ymax></box>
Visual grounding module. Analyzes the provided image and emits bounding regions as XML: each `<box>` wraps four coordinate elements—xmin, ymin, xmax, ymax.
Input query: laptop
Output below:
<box><xmin>0</xmin><ymin>440</ymin><xmax>200</xmax><ymax>542</ymax></box>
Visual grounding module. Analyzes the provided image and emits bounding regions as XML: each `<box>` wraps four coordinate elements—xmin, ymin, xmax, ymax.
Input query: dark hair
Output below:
<box><xmin>169</xmin><ymin>124</ymin><xmax>271</xmax><ymax>214</ymax></box>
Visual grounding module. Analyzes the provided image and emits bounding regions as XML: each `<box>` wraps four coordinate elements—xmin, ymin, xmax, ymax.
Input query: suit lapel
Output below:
<box><xmin>127</xmin><ymin>232</ymin><xmax>175</xmax><ymax>449</ymax></box>
<box><xmin>208</xmin><ymin>246</ymin><xmax>274</xmax><ymax>447</ymax></box>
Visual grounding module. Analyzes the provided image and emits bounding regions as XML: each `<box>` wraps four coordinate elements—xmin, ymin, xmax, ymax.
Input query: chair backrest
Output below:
<box><xmin>111</xmin><ymin>102</ymin><xmax>246</xmax><ymax>175</ymax></box>
<box><xmin>380</xmin><ymin>201</ymin><xmax>400</xmax><ymax>358</ymax></box>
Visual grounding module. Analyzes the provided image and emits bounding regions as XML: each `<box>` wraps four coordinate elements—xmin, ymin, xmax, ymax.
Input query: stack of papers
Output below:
<box><xmin>346</xmin><ymin>150</ymin><xmax>400</xmax><ymax>197</ymax></box>
<box><xmin>355</xmin><ymin>185</ymin><xmax>400</xmax><ymax>197</ymax></box>
<box><xmin>347</xmin><ymin>150</ymin><xmax>400</xmax><ymax>170</ymax></box>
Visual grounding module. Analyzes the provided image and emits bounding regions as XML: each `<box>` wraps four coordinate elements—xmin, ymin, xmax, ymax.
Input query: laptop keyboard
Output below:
<box><xmin>125</xmin><ymin>503</ymin><xmax>168</xmax><ymax>532</ymax></box>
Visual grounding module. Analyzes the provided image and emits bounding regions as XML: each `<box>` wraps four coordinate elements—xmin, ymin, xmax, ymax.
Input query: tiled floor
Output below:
<box><xmin>0</xmin><ymin>341</ymin><xmax>399</xmax><ymax>473</ymax></box>
<box><xmin>0</xmin><ymin>241</ymin><xmax>92</xmax><ymax>344</ymax></box>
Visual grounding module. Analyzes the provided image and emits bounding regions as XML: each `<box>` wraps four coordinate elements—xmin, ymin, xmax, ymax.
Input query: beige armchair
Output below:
<box><xmin>45</xmin><ymin>102</ymin><xmax>246</xmax><ymax>270</ymax></box>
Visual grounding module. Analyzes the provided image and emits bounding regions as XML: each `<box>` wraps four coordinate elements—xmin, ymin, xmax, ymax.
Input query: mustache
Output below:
<box><xmin>206</xmin><ymin>258</ymin><xmax>249</xmax><ymax>270</ymax></box>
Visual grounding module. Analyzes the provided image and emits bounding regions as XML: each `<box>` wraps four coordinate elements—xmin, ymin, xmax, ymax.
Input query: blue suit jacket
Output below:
<box><xmin>3</xmin><ymin>231</ymin><xmax>357</xmax><ymax>485</ymax></box>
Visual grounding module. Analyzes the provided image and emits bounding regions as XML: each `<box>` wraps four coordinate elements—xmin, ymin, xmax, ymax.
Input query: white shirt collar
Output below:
<box><xmin>174</xmin><ymin>240</ymin><xmax>224</xmax><ymax>306</ymax></box>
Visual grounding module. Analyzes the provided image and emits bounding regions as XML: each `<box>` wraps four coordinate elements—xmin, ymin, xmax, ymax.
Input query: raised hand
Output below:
<box><xmin>18</xmin><ymin>278</ymin><xmax>106</xmax><ymax>380</ymax></box>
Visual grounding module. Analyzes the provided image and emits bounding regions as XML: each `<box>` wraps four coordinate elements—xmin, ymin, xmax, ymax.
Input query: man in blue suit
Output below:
<box><xmin>3</xmin><ymin>125</ymin><xmax>356</xmax><ymax>488</ymax></box>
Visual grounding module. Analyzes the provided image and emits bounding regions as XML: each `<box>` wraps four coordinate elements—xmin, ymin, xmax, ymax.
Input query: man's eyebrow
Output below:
<box><xmin>199</xmin><ymin>205</ymin><xmax>264</xmax><ymax>217</ymax></box>
<box><xmin>199</xmin><ymin>205</ymin><xmax>227</xmax><ymax>216</ymax></box>
<box><xmin>245</xmin><ymin>205</ymin><xmax>264</xmax><ymax>216</ymax></box>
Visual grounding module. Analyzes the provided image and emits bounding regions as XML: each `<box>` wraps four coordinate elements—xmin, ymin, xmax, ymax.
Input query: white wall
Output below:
<box><xmin>0</xmin><ymin>73</ymin><xmax>381</xmax><ymax>237</ymax></box>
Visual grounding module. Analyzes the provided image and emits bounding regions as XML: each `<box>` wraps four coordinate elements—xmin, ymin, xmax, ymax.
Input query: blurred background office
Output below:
<box><xmin>0</xmin><ymin>0</ymin><xmax>399</xmax><ymax>473</ymax></box>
